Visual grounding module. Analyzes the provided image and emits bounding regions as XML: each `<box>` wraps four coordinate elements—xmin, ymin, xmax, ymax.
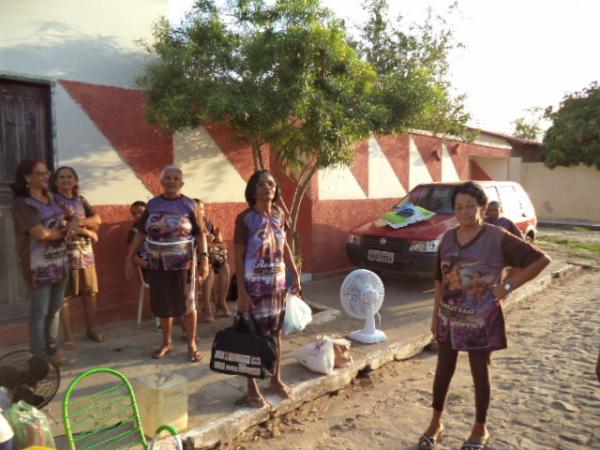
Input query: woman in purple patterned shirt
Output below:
<box><xmin>418</xmin><ymin>181</ymin><xmax>550</xmax><ymax>450</ymax></box>
<box><xmin>126</xmin><ymin>165</ymin><xmax>209</xmax><ymax>362</ymax></box>
<box><xmin>51</xmin><ymin>166</ymin><xmax>103</xmax><ymax>349</ymax></box>
<box><xmin>11</xmin><ymin>160</ymin><xmax>80</xmax><ymax>366</ymax></box>
<box><xmin>234</xmin><ymin>170</ymin><xmax>301</xmax><ymax>408</ymax></box>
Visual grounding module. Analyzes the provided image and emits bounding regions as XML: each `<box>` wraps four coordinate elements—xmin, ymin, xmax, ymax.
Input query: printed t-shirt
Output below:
<box><xmin>484</xmin><ymin>216</ymin><xmax>523</xmax><ymax>238</ymax></box>
<box><xmin>134</xmin><ymin>195</ymin><xmax>199</xmax><ymax>271</ymax></box>
<box><xmin>234</xmin><ymin>206</ymin><xmax>287</xmax><ymax>298</ymax></box>
<box><xmin>434</xmin><ymin>224</ymin><xmax>544</xmax><ymax>351</ymax></box>
<box><xmin>12</xmin><ymin>194</ymin><xmax>67</xmax><ymax>287</ymax></box>
<box><xmin>55</xmin><ymin>193</ymin><xmax>96</xmax><ymax>269</ymax></box>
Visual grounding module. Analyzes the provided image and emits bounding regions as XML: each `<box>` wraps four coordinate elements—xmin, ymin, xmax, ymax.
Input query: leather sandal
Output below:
<box><xmin>188</xmin><ymin>347</ymin><xmax>203</xmax><ymax>363</ymax></box>
<box><xmin>245</xmin><ymin>393</ymin><xmax>267</xmax><ymax>408</ymax></box>
<box><xmin>152</xmin><ymin>344</ymin><xmax>173</xmax><ymax>359</ymax></box>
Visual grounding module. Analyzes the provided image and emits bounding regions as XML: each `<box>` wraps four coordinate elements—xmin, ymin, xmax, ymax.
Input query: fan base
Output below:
<box><xmin>347</xmin><ymin>329</ymin><xmax>387</xmax><ymax>344</ymax></box>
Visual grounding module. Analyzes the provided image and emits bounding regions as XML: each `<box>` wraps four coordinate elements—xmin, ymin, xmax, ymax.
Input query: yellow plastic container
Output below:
<box><xmin>134</xmin><ymin>373</ymin><xmax>188</xmax><ymax>436</ymax></box>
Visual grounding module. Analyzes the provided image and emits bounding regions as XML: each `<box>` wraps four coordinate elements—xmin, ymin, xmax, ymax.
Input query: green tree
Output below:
<box><xmin>542</xmin><ymin>82</ymin><xmax>600</xmax><ymax>169</ymax></box>
<box><xmin>137</xmin><ymin>0</ymin><xmax>469</xmax><ymax>256</ymax></box>
<box><xmin>512</xmin><ymin>107</ymin><xmax>544</xmax><ymax>140</ymax></box>
<box><xmin>358</xmin><ymin>0</ymin><xmax>469</xmax><ymax>137</ymax></box>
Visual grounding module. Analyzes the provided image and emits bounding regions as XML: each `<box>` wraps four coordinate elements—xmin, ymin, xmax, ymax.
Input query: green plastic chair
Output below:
<box><xmin>63</xmin><ymin>368</ymin><xmax>183</xmax><ymax>450</ymax></box>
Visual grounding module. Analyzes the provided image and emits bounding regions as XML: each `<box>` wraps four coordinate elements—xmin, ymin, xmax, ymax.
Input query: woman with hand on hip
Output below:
<box><xmin>11</xmin><ymin>160</ymin><xmax>78</xmax><ymax>366</ymax></box>
<box><xmin>418</xmin><ymin>181</ymin><xmax>550</xmax><ymax>450</ymax></box>
<box><xmin>51</xmin><ymin>166</ymin><xmax>103</xmax><ymax>349</ymax></box>
<box><xmin>125</xmin><ymin>165</ymin><xmax>209</xmax><ymax>362</ymax></box>
<box><xmin>234</xmin><ymin>170</ymin><xmax>301</xmax><ymax>408</ymax></box>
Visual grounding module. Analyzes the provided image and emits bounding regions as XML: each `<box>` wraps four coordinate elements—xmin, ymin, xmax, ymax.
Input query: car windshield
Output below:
<box><xmin>394</xmin><ymin>185</ymin><xmax>454</xmax><ymax>214</ymax></box>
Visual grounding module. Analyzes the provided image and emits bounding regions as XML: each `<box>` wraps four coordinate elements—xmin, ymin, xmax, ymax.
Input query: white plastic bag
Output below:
<box><xmin>332</xmin><ymin>337</ymin><xmax>353</xmax><ymax>368</ymax></box>
<box><xmin>282</xmin><ymin>292</ymin><xmax>312</xmax><ymax>335</ymax></box>
<box><xmin>293</xmin><ymin>336</ymin><xmax>335</xmax><ymax>375</ymax></box>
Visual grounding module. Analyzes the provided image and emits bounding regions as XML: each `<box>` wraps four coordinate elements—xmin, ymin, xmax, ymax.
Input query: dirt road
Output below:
<box><xmin>225</xmin><ymin>268</ymin><xmax>600</xmax><ymax>450</ymax></box>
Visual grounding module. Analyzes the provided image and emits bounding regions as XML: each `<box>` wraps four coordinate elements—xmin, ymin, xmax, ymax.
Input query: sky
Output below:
<box><xmin>168</xmin><ymin>0</ymin><xmax>600</xmax><ymax>135</ymax></box>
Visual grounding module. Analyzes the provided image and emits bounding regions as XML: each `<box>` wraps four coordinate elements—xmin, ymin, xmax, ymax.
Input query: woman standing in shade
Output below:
<box><xmin>234</xmin><ymin>170</ymin><xmax>301</xmax><ymax>407</ymax></box>
<box><xmin>125</xmin><ymin>165</ymin><xmax>209</xmax><ymax>362</ymax></box>
<box><xmin>418</xmin><ymin>181</ymin><xmax>550</xmax><ymax>450</ymax></box>
<box><xmin>51</xmin><ymin>166</ymin><xmax>103</xmax><ymax>349</ymax></box>
<box><xmin>11</xmin><ymin>160</ymin><xmax>78</xmax><ymax>365</ymax></box>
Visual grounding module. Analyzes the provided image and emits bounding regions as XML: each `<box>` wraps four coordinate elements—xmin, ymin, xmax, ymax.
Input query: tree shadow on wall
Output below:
<box><xmin>1</xmin><ymin>21</ymin><xmax>151</xmax><ymax>87</ymax></box>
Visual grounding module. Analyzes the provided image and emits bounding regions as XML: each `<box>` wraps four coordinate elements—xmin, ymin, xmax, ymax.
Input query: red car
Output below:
<box><xmin>345</xmin><ymin>181</ymin><xmax>537</xmax><ymax>277</ymax></box>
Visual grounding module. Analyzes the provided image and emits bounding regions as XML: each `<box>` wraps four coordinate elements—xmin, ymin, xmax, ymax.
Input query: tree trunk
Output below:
<box><xmin>251</xmin><ymin>141</ymin><xmax>265</xmax><ymax>171</ymax></box>
<box><xmin>288</xmin><ymin>161</ymin><xmax>318</xmax><ymax>257</ymax></box>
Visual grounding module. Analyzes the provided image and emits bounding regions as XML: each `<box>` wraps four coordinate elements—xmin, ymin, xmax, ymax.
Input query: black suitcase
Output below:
<box><xmin>209</xmin><ymin>314</ymin><xmax>278</xmax><ymax>379</ymax></box>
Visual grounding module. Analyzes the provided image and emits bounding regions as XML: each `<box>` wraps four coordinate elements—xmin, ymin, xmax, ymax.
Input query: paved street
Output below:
<box><xmin>226</xmin><ymin>269</ymin><xmax>600</xmax><ymax>450</ymax></box>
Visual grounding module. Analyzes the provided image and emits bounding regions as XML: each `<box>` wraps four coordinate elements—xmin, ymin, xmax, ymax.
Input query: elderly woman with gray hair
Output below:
<box><xmin>126</xmin><ymin>165</ymin><xmax>209</xmax><ymax>362</ymax></box>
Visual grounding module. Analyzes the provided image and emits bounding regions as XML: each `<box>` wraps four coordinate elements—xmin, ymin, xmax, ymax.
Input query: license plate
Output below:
<box><xmin>366</xmin><ymin>249</ymin><xmax>394</xmax><ymax>263</ymax></box>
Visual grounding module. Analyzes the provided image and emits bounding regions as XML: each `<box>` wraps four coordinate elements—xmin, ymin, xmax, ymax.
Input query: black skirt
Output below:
<box><xmin>148</xmin><ymin>269</ymin><xmax>188</xmax><ymax>318</ymax></box>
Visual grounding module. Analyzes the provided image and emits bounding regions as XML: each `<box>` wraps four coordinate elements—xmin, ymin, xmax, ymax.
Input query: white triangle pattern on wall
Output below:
<box><xmin>368</xmin><ymin>135</ymin><xmax>407</xmax><ymax>198</ymax></box>
<box><xmin>174</xmin><ymin>127</ymin><xmax>248</xmax><ymax>202</ymax></box>
<box><xmin>318</xmin><ymin>165</ymin><xmax>368</xmax><ymax>200</ymax></box>
<box><xmin>56</xmin><ymin>84</ymin><xmax>153</xmax><ymax>205</ymax></box>
<box><xmin>441</xmin><ymin>143</ymin><xmax>461</xmax><ymax>182</ymax></box>
<box><xmin>408</xmin><ymin>136</ymin><xmax>434</xmax><ymax>189</ymax></box>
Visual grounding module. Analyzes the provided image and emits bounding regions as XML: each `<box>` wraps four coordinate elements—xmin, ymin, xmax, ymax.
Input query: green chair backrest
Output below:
<box><xmin>63</xmin><ymin>368</ymin><xmax>149</xmax><ymax>450</ymax></box>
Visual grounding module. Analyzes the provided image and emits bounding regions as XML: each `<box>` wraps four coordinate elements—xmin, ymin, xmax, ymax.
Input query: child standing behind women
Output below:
<box><xmin>51</xmin><ymin>166</ymin><xmax>104</xmax><ymax>349</ymax></box>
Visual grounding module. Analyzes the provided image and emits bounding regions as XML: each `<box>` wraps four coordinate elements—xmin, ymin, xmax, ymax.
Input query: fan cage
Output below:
<box><xmin>0</xmin><ymin>349</ymin><xmax>60</xmax><ymax>408</ymax></box>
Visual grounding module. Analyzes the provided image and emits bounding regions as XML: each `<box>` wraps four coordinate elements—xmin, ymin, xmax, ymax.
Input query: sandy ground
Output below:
<box><xmin>222</xmin><ymin>232</ymin><xmax>600</xmax><ymax>450</ymax></box>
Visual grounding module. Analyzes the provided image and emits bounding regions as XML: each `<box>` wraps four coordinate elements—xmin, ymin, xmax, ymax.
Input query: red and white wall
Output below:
<box><xmin>1</xmin><ymin>0</ymin><xmax>514</xmax><ymax>330</ymax></box>
<box><xmin>305</xmin><ymin>132</ymin><xmax>511</xmax><ymax>274</ymax></box>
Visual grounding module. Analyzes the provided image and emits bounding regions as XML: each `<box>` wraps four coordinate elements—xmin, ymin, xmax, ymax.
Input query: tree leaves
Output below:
<box><xmin>543</xmin><ymin>82</ymin><xmax>600</xmax><ymax>169</ymax></box>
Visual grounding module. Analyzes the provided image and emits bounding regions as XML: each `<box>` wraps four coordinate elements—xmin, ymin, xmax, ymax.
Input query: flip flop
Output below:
<box><xmin>63</xmin><ymin>341</ymin><xmax>78</xmax><ymax>351</ymax></box>
<box><xmin>188</xmin><ymin>347</ymin><xmax>203</xmax><ymax>363</ymax></box>
<box><xmin>200</xmin><ymin>314</ymin><xmax>215</xmax><ymax>323</ymax></box>
<box><xmin>152</xmin><ymin>345</ymin><xmax>173</xmax><ymax>359</ymax></box>
<box><xmin>461</xmin><ymin>433</ymin><xmax>490</xmax><ymax>450</ymax></box>
<box><xmin>418</xmin><ymin>425</ymin><xmax>444</xmax><ymax>450</ymax></box>
<box><xmin>242</xmin><ymin>394</ymin><xmax>268</xmax><ymax>408</ymax></box>
<box><xmin>215</xmin><ymin>306</ymin><xmax>233</xmax><ymax>317</ymax></box>
<box><xmin>270</xmin><ymin>382</ymin><xmax>292</xmax><ymax>399</ymax></box>
<box><xmin>87</xmin><ymin>333</ymin><xmax>105</xmax><ymax>343</ymax></box>
<box><xmin>233</xmin><ymin>393</ymin><xmax>268</xmax><ymax>408</ymax></box>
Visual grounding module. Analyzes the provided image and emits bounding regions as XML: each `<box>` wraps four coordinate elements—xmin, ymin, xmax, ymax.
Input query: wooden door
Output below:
<box><xmin>0</xmin><ymin>78</ymin><xmax>53</xmax><ymax>322</ymax></box>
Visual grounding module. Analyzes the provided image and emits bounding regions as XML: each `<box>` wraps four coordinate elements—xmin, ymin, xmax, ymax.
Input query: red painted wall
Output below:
<box><xmin>376</xmin><ymin>134</ymin><xmax>411</xmax><ymax>190</ymax></box>
<box><xmin>309</xmin><ymin>198</ymin><xmax>398</xmax><ymax>274</ymax></box>
<box><xmin>60</xmin><ymin>80</ymin><xmax>172</xmax><ymax>195</ymax></box>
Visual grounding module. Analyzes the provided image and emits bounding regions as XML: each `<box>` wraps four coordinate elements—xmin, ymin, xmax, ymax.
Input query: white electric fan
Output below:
<box><xmin>340</xmin><ymin>269</ymin><xmax>387</xmax><ymax>344</ymax></box>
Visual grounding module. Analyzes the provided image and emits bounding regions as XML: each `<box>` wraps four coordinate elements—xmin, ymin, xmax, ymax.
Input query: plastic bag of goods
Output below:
<box><xmin>282</xmin><ymin>292</ymin><xmax>312</xmax><ymax>335</ymax></box>
<box><xmin>4</xmin><ymin>400</ymin><xmax>56</xmax><ymax>449</ymax></box>
<box><xmin>293</xmin><ymin>336</ymin><xmax>335</xmax><ymax>375</ymax></box>
<box><xmin>332</xmin><ymin>338</ymin><xmax>353</xmax><ymax>368</ymax></box>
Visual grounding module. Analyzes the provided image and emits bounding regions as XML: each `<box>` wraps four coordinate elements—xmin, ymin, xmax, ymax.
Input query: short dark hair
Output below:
<box><xmin>451</xmin><ymin>181</ymin><xmax>488</xmax><ymax>208</ymax></box>
<box><xmin>244</xmin><ymin>170</ymin><xmax>281</xmax><ymax>206</ymax></box>
<box><xmin>50</xmin><ymin>166</ymin><xmax>80</xmax><ymax>197</ymax></box>
<box><xmin>130</xmin><ymin>200</ymin><xmax>146</xmax><ymax>211</ymax></box>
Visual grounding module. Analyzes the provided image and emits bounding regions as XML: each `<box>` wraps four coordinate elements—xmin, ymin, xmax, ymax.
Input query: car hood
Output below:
<box><xmin>352</xmin><ymin>214</ymin><xmax>457</xmax><ymax>241</ymax></box>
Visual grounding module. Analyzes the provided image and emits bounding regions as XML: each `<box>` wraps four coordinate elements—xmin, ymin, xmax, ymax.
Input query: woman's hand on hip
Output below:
<box><xmin>492</xmin><ymin>284</ymin><xmax>508</xmax><ymax>302</ymax></box>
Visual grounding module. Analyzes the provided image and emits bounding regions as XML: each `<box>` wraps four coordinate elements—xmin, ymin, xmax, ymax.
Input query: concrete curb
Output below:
<box><xmin>161</xmin><ymin>263</ymin><xmax>582</xmax><ymax>450</ymax></box>
<box><xmin>173</xmin><ymin>332</ymin><xmax>433</xmax><ymax>450</ymax></box>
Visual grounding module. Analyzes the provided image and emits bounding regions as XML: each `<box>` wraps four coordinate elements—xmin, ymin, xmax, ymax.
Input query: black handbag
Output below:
<box><xmin>209</xmin><ymin>313</ymin><xmax>278</xmax><ymax>379</ymax></box>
